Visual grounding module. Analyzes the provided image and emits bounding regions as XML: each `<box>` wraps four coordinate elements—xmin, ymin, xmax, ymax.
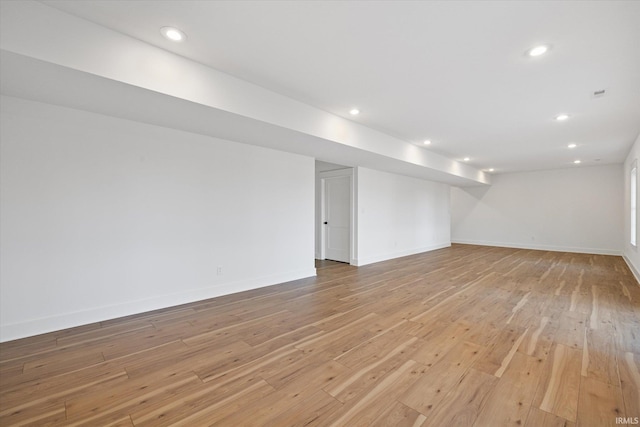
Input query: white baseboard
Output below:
<box><xmin>353</xmin><ymin>242</ymin><xmax>451</xmax><ymax>267</ymax></box>
<box><xmin>451</xmin><ymin>239</ymin><xmax>622</xmax><ymax>256</ymax></box>
<box><xmin>623</xmin><ymin>255</ymin><xmax>640</xmax><ymax>285</ymax></box>
<box><xmin>0</xmin><ymin>268</ymin><xmax>316</xmax><ymax>343</ymax></box>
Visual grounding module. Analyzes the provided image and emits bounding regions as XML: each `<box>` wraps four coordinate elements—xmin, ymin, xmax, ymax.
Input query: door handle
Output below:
<box><xmin>324</xmin><ymin>221</ymin><xmax>328</xmax><ymax>225</ymax></box>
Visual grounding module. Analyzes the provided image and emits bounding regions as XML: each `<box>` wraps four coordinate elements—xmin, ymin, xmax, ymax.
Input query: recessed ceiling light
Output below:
<box><xmin>527</xmin><ymin>45</ymin><xmax>550</xmax><ymax>57</ymax></box>
<box><xmin>349</xmin><ymin>108</ymin><xmax>360</xmax><ymax>116</ymax></box>
<box><xmin>423</xmin><ymin>140</ymin><xmax>431</xmax><ymax>145</ymax></box>
<box><xmin>555</xmin><ymin>114</ymin><xmax>570</xmax><ymax>121</ymax></box>
<box><xmin>488</xmin><ymin>168</ymin><xmax>495</xmax><ymax>172</ymax></box>
<box><xmin>463</xmin><ymin>157</ymin><xmax>470</xmax><ymax>162</ymax></box>
<box><xmin>574</xmin><ymin>160</ymin><xmax>581</xmax><ymax>164</ymax></box>
<box><xmin>568</xmin><ymin>143</ymin><xmax>577</xmax><ymax>149</ymax></box>
<box><xmin>161</xmin><ymin>26</ymin><xmax>186</xmax><ymax>42</ymax></box>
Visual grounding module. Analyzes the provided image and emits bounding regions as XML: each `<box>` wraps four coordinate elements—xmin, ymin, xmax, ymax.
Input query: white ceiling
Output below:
<box><xmin>29</xmin><ymin>1</ymin><xmax>640</xmax><ymax>173</ymax></box>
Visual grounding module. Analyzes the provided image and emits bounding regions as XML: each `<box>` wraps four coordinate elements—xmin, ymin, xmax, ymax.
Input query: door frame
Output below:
<box><xmin>318</xmin><ymin>168</ymin><xmax>357</xmax><ymax>265</ymax></box>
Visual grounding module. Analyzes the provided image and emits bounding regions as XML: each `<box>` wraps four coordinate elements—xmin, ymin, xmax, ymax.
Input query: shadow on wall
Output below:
<box><xmin>460</xmin><ymin>185</ymin><xmax>491</xmax><ymax>200</ymax></box>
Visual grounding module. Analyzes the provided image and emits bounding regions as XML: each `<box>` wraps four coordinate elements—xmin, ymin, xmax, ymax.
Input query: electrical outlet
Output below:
<box><xmin>217</xmin><ymin>266</ymin><xmax>223</xmax><ymax>275</ymax></box>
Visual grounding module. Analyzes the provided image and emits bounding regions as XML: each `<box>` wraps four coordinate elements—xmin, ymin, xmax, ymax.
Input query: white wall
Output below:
<box><xmin>0</xmin><ymin>96</ymin><xmax>315</xmax><ymax>342</ymax></box>
<box><xmin>451</xmin><ymin>165</ymin><xmax>623</xmax><ymax>255</ymax></box>
<box><xmin>355</xmin><ymin>167</ymin><xmax>451</xmax><ymax>266</ymax></box>
<box><xmin>623</xmin><ymin>134</ymin><xmax>640</xmax><ymax>280</ymax></box>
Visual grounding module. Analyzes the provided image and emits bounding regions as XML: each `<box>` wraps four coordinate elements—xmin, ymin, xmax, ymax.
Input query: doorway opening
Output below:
<box><xmin>315</xmin><ymin>161</ymin><xmax>355</xmax><ymax>265</ymax></box>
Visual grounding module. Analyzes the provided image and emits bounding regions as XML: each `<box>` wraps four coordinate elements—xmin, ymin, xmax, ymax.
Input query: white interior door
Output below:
<box><xmin>323</xmin><ymin>175</ymin><xmax>351</xmax><ymax>263</ymax></box>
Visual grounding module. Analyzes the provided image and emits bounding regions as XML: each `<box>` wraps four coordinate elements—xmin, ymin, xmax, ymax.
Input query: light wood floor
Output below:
<box><xmin>1</xmin><ymin>244</ymin><xmax>639</xmax><ymax>426</ymax></box>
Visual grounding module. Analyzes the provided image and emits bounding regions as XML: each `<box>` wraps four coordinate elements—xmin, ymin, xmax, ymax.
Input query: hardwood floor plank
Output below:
<box><xmin>399</xmin><ymin>340</ymin><xmax>485</xmax><ymax>416</ymax></box>
<box><xmin>2</xmin><ymin>350</ymin><xmax>105</xmax><ymax>389</ymax></box>
<box><xmin>421</xmin><ymin>367</ymin><xmax>498</xmax><ymax>426</ymax></box>
<box><xmin>263</xmin><ymin>389</ymin><xmax>342</xmax><ymax>427</ymax></box>
<box><xmin>0</xmin><ymin>367</ymin><xmax>128</xmax><ymax>419</ymax></box>
<box><xmin>0</xmin><ymin>399</ymin><xmax>66</xmax><ymax>426</ymax></box>
<box><xmin>520</xmin><ymin>315</ymin><xmax>555</xmax><ymax>359</ymax></box>
<box><xmin>410</xmin><ymin>320</ymin><xmax>473</xmax><ymax>368</ymax></box>
<box><xmin>370</xmin><ymin>401</ymin><xmax>428</xmax><ymax>426</ymax></box>
<box><xmin>294</xmin><ymin>312</ymin><xmax>378</xmax><ymax>354</ymax></box>
<box><xmin>619</xmin><ymin>351</ymin><xmax>640</xmax><ymax>421</ymax></box>
<box><xmin>104</xmin><ymin>417</ymin><xmax>135</xmax><ymax>427</ymax></box>
<box><xmin>534</xmin><ymin>343</ymin><xmax>582</xmax><ymax>422</ymax></box>
<box><xmin>0</xmin><ymin>335</ymin><xmax>58</xmax><ymax>363</ymax></box>
<box><xmin>334</xmin><ymin>321</ymin><xmax>417</xmax><ymax>367</ymax></box>
<box><xmin>158</xmin><ymin>379</ymin><xmax>275</xmax><ymax>427</ymax></box>
<box><xmin>326</xmin><ymin>359</ymin><xmax>423</xmax><ymax>427</ymax></box>
<box><xmin>495</xmin><ymin>327</ymin><xmax>530</xmax><ymax>377</ymax></box>
<box><xmin>326</xmin><ymin>337</ymin><xmax>419</xmax><ymax>403</ymax></box>
<box><xmin>576</xmin><ymin>377</ymin><xmax>626</xmax><ymax>427</ymax></box>
<box><xmin>65</xmin><ymin>372</ymin><xmax>202</xmax><ymax>424</ymax></box>
<box><xmin>182</xmin><ymin>309</ymin><xmax>291</xmax><ymax>347</ymax></box>
<box><xmin>219</xmin><ymin>360</ymin><xmax>348</xmax><ymax>425</ymax></box>
<box><xmin>474</xmin><ymin>352</ymin><xmax>544</xmax><ymax>427</ymax></box>
<box><xmin>525</xmin><ymin>408</ymin><xmax>575</xmax><ymax>427</ymax></box>
<box><xmin>506</xmin><ymin>291</ymin><xmax>532</xmax><ymax>324</ymax></box>
<box><xmin>555</xmin><ymin>311</ymin><xmax>587</xmax><ymax>350</ymax></box>
<box><xmin>473</xmin><ymin>325</ymin><xmax>527</xmax><ymax>376</ymax></box>
<box><xmin>581</xmin><ymin>325</ymin><xmax>619</xmax><ymax>385</ymax></box>
<box><xmin>129</xmin><ymin>372</ymin><xmax>263</xmax><ymax>425</ymax></box>
<box><xmin>409</xmin><ymin>273</ymin><xmax>495</xmax><ymax>324</ymax></box>
<box><xmin>613</xmin><ymin>316</ymin><xmax>640</xmax><ymax>355</ymax></box>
